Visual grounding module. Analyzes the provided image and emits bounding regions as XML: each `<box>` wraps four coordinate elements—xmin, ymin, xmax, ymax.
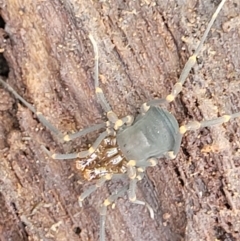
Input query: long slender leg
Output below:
<box><xmin>127</xmin><ymin>164</ymin><xmax>155</xmax><ymax>219</ymax></box>
<box><xmin>99</xmin><ymin>185</ymin><xmax>128</xmax><ymax>241</ymax></box>
<box><xmin>63</xmin><ymin>122</ymin><xmax>106</xmax><ymax>141</ymax></box>
<box><xmin>141</xmin><ymin>0</ymin><xmax>227</xmax><ymax>112</ymax></box>
<box><xmin>88</xmin><ymin>34</ymin><xmax>134</xmax><ymax>130</ymax></box>
<box><xmin>126</xmin><ymin>159</ymin><xmax>158</xmax><ymax>194</ymax></box>
<box><xmin>78</xmin><ymin>173</ymin><xmax>128</xmax><ymax>207</ymax></box>
<box><xmin>0</xmin><ymin>77</ymin><xmax>108</xmax><ymax>142</ymax></box>
<box><xmin>43</xmin><ymin>112</ymin><xmax>136</xmax><ymax>159</ymax></box>
<box><xmin>64</xmin><ymin>113</ymin><xmax>134</xmax><ymax>141</ymax></box>
<box><xmin>0</xmin><ymin>77</ymin><xmax>64</xmax><ymax>138</ymax></box>
<box><xmin>78</xmin><ymin>174</ymin><xmax>112</xmax><ymax>207</ymax></box>
<box><xmin>128</xmin><ymin>178</ymin><xmax>138</xmax><ymax>202</ymax></box>
<box><xmin>43</xmin><ymin>129</ymin><xmax>114</xmax><ymax>159</ymax></box>
<box><xmin>98</xmin><ymin>180</ymin><xmax>153</xmax><ymax>240</ymax></box>
<box><xmin>89</xmin><ymin>34</ymin><xmax>111</xmax><ymax>113</ymax></box>
<box><xmin>98</xmin><ymin>167</ymin><xmax>155</xmax><ymax>241</ymax></box>
<box><xmin>132</xmin><ymin>200</ymin><xmax>154</xmax><ymax>220</ymax></box>
<box><xmin>61</xmin><ymin>114</ymin><xmax>133</xmax><ymax>142</ymax></box>
<box><xmin>78</xmin><ymin>173</ymin><xmax>129</xmax><ymax>239</ymax></box>
<box><xmin>179</xmin><ymin>112</ymin><xmax>240</xmax><ymax>134</ymax></box>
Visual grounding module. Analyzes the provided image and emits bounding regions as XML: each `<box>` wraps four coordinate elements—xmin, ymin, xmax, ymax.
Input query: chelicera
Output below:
<box><xmin>0</xmin><ymin>0</ymin><xmax>239</xmax><ymax>240</ymax></box>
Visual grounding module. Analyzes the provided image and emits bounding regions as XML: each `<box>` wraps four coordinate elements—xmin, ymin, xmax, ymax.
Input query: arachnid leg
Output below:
<box><xmin>0</xmin><ymin>77</ymin><xmax>65</xmax><ymax>139</ymax></box>
<box><xmin>98</xmin><ymin>166</ymin><xmax>154</xmax><ymax>241</ymax></box>
<box><xmin>128</xmin><ymin>178</ymin><xmax>137</xmax><ymax>202</ymax></box>
<box><xmin>63</xmin><ymin>115</ymin><xmax>127</xmax><ymax>142</ymax></box>
<box><xmin>99</xmin><ymin>185</ymin><xmax>128</xmax><ymax>241</ymax></box>
<box><xmin>128</xmin><ymin>177</ymin><xmax>154</xmax><ymax>219</ymax></box>
<box><xmin>141</xmin><ymin>0</ymin><xmax>227</xmax><ymax>111</ymax></box>
<box><xmin>89</xmin><ymin>34</ymin><xmax>134</xmax><ymax>130</ymax></box>
<box><xmin>127</xmin><ymin>164</ymin><xmax>155</xmax><ymax>218</ymax></box>
<box><xmin>128</xmin><ymin>173</ymin><xmax>155</xmax><ymax>224</ymax></box>
<box><xmin>63</xmin><ymin>122</ymin><xmax>106</xmax><ymax>141</ymax></box>
<box><xmin>79</xmin><ymin>173</ymin><xmax>128</xmax><ymax>206</ymax></box>
<box><xmin>132</xmin><ymin>199</ymin><xmax>154</xmax><ymax>220</ymax></box>
<box><xmin>63</xmin><ymin>113</ymin><xmax>134</xmax><ymax>141</ymax></box>
<box><xmin>43</xmin><ymin>130</ymin><xmax>114</xmax><ymax>159</ymax></box>
<box><xmin>179</xmin><ymin>112</ymin><xmax>240</xmax><ymax>134</ymax></box>
<box><xmin>126</xmin><ymin>158</ymin><xmax>158</xmax><ymax>202</ymax></box>
<box><xmin>88</xmin><ymin>34</ymin><xmax>111</xmax><ymax>114</ymax></box>
<box><xmin>78</xmin><ymin>174</ymin><xmax>112</xmax><ymax>207</ymax></box>
<box><xmin>0</xmin><ymin>77</ymin><xmax>109</xmax><ymax>143</ymax></box>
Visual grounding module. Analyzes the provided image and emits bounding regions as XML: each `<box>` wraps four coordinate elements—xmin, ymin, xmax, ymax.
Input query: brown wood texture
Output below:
<box><xmin>0</xmin><ymin>0</ymin><xmax>240</xmax><ymax>240</ymax></box>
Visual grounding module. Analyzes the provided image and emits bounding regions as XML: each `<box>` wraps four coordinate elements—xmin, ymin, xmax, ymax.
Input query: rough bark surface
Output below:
<box><xmin>0</xmin><ymin>0</ymin><xmax>240</xmax><ymax>241</ymax></box>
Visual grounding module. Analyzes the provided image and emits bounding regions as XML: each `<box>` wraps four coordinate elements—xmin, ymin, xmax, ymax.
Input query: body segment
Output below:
<box><xmin>117</xmin><ymin>106</ymin><xmax>181</xmax><ymax>161</ymax></box>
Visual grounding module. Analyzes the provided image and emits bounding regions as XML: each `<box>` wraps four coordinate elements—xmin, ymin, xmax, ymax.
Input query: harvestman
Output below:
<box><xmin>0</xmin><ymin>0</ymin><xmax>239</xmax><ymax>240</ymax></box>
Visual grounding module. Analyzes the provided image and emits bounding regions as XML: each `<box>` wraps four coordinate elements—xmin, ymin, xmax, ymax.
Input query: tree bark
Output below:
<box><xmin>0</xmin><ymin>0</ymin><xmax>240</xmax><ymax>240</ymax></box>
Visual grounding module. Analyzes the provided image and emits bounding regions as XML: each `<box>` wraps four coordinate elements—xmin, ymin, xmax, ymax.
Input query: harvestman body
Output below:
<box><xmin>0</xmin><ymin>0</ymin><xmax>239</xmax><ymax>240</ymax></box>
